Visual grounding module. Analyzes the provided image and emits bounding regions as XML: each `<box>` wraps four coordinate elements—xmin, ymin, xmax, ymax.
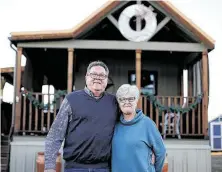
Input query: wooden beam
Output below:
<box><xmin>67</xmin><ymin>48</ymin><xmax>74</xmax><ymax>93</ymax></box>
<box><xmin>136</xmin><ymin>49</ymin><xmax>141</xmax><ymax>90</ymax></box>
<box><xmin>188</xmin><ymin>65</ymin><xmax>193</xmax><ymax>97</ymax></box>
<box><xmin>136</xmin><ymin>49</ymin><xmax>142</xmax><ymax>109</ymax></box>
<box><xmin>18</xmin><ymin>40</ymin><xmax>207</xmax><ymax>52</ymax></box>
<box><xmin>148</xmin><ymin>16</ymin><xmax>171</xmax><ymax>41</ymax></box>
<box><xmin>79</xmin><ymin>0</ymin><xmax>127</xmax><ymax>39</ymax></box>
<box><xmin>14</xmin><ymin>47</ymin><xmax>23</xmax><ymax>133</ymax></box>
<box><xmin>0</xmin><ymin>66</ymin><xmax>25</xmax><ymax>73</ymax></box>
<box><xmin>184</xmin><ymin>52</ymin><xmax>199</xmax><ymax>67</ymax></box>
<box><xmin>107</xmin><ymin>15</ymin><xmax>119</xmax><ymax>30</ymax></box>
<box><xmin>148</xmin><ymin>1</ymin><xmax>204</xmax><ymax>46</ymax></box>
<box><xmin>202</xmin><ymin>50</ymin><xmax>209</xmax><ymax>137</ymax></box>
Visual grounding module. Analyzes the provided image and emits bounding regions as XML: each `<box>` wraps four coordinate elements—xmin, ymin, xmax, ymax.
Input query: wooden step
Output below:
<box><xmin>1</xmin><ymin>157</ymin><xmax>8</xmax><ymax>165</ymax></box>
<box><xmin>1</xmin><ymin>145</ymin><xmax>10</xmax><ymax>157</ymax></box>
<box><xmin>1</xmin><ymin>135</ymin><xmax>9</xmax><ymax>140</ymax></box>
<box><xmin>0</xmin><ymin>154</ymin><xmax>9</xmax><ymax>172</ymax></box>
<box><xmin>1</xmin><ymin>135</ymin><xmax>10</xmax><ymax>146</ymax></box>
<box><xmin>0</xmin><ymin>163</ymin><xmax>8</xmax><ymax>171</ymax></box>
<box><xmin>1</xmin><ymin>139</ymin><xmax>10</xmax><ymax>146</ymax></box>
<box><xmin>1</xmin><ymin>135</ymin><xmax>10</xmax><ymax>172</ymax></box>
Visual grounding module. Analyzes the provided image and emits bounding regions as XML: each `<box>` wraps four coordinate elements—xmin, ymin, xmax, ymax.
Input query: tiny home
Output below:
<box><xmin>6</xmin><ymin>0</ymin><xmax>214</xmax><ymax>172</ymax></box>
<box><xmin>209</xmin><ymin>115</ymin><xmax>222</xmax><ymax>151</ymax></box>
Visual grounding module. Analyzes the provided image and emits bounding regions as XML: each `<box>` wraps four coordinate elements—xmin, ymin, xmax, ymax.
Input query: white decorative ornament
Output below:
<box><xmin>118</xmin><ymin>4</ymin><xmax>157</xmax><ymax>42</ymax></box>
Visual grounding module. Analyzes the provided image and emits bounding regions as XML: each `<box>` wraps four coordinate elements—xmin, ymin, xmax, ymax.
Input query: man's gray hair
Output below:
<box><xmin>116</xmin><ymin>84</ymin><xmax>140</xmax><ymax>102</ymax></box>
<box><xmin>87</xmin><ymin>61</ymin><xmax>109</xmax><ymax>75</ymax></box>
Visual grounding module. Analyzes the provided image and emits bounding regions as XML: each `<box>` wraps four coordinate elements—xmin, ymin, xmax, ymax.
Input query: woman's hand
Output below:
<box><xmin>151</xmin><ymin>153</ymin><xmax>155</xmax><ymax>164</ymax></box>
<box><xmin>44</xmin><ymin>170</ymin><xmax>56</xmax><ymax>172</ymax></box>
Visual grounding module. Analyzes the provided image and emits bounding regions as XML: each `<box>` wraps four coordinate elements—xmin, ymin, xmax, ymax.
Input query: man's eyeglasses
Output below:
<box><xmin>119</xmin><ymin>97</ymin><xmax>136</xmax><ymax>103</ymax></box>
<box><xmin>87</xmin><ymin>73</ymin><xmax>108</xmax><ymax>80</ymax></box>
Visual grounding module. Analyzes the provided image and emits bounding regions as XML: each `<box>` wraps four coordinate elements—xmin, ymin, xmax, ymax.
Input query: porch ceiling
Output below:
<box><xmin>24</xmin><ymin>48</ymin><xmax>189</xmax><ymax>91</ymax></box>
<box><xmin>24</xmin><ymin>48</ymin><xmax>68</xmax><ymax>90</ymax></box>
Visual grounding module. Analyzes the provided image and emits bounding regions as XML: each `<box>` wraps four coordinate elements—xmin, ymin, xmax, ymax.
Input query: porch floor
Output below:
<box><xmin>12</xmin><ymin>136</ymin><xmax>209</xmax><ymax>145</ymax></box>
<box><xmin>12</xmin><ymin>136</ymin><xmax>210</xmax><ymax>147</ymax></box>
<box><xmin>164</xmin><ymin>138</ymin><xmax>209</xmax><ymax>147</ymax></box>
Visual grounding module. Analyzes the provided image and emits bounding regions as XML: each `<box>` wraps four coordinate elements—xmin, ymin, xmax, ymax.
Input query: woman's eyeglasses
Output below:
<box><xmin>119</xmin><ymin>97</ymin><xmax>136</xmax><ymax>103</ymax></box>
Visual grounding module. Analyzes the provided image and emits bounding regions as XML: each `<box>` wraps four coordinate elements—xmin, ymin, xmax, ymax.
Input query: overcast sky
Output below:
<box><xmin>0</xmin><ymin>0</ymin><xmax>221</xmax><ymax>121</ymax></box>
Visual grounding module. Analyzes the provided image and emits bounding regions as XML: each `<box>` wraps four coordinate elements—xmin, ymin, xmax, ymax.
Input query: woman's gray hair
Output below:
<box><xmin>116</xmin><ymin>84</ymin><xmax>140</xmax><ymax>102</ymax></box>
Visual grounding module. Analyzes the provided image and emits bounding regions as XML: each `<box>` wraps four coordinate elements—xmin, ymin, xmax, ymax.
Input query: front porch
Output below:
<box><xmin>11</xmin><ymin>44</ymin><xmax>209</xmax><ymax>139</ymax></box>
<box><xmin>10</xmin><ymin>0</ymin><xmax>210</xmax><ymax>139</ymax></box>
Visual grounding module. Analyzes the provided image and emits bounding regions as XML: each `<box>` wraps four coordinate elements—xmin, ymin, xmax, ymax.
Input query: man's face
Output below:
<box><xmin>85</xmin><ymin>66</ymin><xmax>108</xmax><ymax>96</ymax></box>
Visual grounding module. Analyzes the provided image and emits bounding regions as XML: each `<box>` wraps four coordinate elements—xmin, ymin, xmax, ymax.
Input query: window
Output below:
<box><xmin>128</xmin><ymin>70</ymin><xmax>158</xmax><ymax>95</ymax></box>
<box><xmin>42</xmin><ymin>85</ymin><xmax>55</xmax><ymax>113</ymax></box>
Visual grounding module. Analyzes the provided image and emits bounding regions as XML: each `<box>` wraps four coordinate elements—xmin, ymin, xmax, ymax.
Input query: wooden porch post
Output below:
<box><xmin>67</xmin><ymin>48</ymin><xmax>74</xmax><ymax>93</ymax></box>
<box><xmin>188</xmin><ymin>66</ymin><xmax>193</xmax><ymax>97</ymax></box>
<box><xmin>14</xmin><ymin>47</ymin><xmax>23</xmax><ymax>133</ymax></box>
<box><xmin>202</xmin><ymin>50</ymin><xmax>209</xmax><ymax>136</ymax></box>
<box><xmin>136</xmin><ymin>49</ymin><xmax>142</xmax><ymax>109</ymax></box>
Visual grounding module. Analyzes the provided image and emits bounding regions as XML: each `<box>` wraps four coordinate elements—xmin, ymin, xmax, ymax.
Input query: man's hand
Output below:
<box><xmin>44</xmin><ymin>170</ymin><xmax>56</xmax><ymax>172</ymax></box>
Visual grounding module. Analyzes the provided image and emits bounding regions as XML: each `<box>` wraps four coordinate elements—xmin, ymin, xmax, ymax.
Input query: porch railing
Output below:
<box><xmin>17</xmin><ymin>92</ymin><xmax>203</xmax><ymax>137</ymax></box>
<box><xmin>19</xmin><ymin>92</ymin><xmax>64</xmax><ymax>134</ymax></box>
<box><xmin>142</xmin><ymin>96</ymin><xmax>203</xmax><ymax>137</ymax></box>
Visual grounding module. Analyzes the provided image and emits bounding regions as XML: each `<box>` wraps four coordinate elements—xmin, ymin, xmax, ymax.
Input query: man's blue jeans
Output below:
<box><xmin>64</xmin><ymin>168</ymin><xmax>110</xmax><ymax>172</ymax></box>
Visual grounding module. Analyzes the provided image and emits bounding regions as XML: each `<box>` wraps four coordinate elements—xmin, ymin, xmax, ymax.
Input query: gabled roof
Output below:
<box><xmin>10</xmin><ymin>0</ymin><xmax>215</xmax><ymax>49</ymax></box>
<box><xmin>209</xmin><ymin>114</ymin><xmax>222</xmax><ymax>123</ymax></box>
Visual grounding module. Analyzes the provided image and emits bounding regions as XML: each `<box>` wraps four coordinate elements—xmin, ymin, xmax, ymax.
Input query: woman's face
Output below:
<box><xmin>118</xmin><ymin>94</ymin><xmax>138</xmax><ymax>115</ymax></box>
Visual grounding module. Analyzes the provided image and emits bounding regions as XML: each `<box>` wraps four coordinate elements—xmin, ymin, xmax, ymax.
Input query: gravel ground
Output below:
<box><xmin>212</xmin><ymin>155</ymin><xmax>222</xmax><ymax>172</ymax></box>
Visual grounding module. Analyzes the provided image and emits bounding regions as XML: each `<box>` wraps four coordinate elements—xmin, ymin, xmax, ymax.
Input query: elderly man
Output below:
<box><xmin>44</xmin><ymin>61</ymin><xmax>118</xmax><ymax>172</ymax></box>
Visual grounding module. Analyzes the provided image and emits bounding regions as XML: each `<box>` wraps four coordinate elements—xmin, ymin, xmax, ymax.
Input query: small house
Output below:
<box><xmin>209</xmin><ymin>115</ymin><xmax>222</xmax><ymax>151</ymax></box>
<box><xmin>4</xmin><ymin>0</ymin><xmax>214</xmax><ymax>172</ymax></box>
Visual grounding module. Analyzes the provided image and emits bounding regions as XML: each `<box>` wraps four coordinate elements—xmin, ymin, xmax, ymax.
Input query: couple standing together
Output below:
<box><xmin>44</xmin><ymin>61</ymin><xmax>166</xmax><ymax>172</ymax></box>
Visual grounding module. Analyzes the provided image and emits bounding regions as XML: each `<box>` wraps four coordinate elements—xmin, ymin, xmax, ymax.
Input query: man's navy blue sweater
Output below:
<box><xmin>63</xmin><ymin>90</ymin><xmax>118</xmax><ymax>168</ymax></box>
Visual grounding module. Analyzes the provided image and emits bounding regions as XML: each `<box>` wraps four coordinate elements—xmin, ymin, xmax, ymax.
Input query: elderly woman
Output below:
<box><xmin>112</xmin><ymin>84</ymin><xmax>166</xmax><ymax>172</ymax></box>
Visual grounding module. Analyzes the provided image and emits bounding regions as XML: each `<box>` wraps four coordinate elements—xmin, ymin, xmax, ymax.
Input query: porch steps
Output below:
<box><xmin>1</xmin><ymin>135</ymin><xmax>10</xmax><ymax>172</ymax></box>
